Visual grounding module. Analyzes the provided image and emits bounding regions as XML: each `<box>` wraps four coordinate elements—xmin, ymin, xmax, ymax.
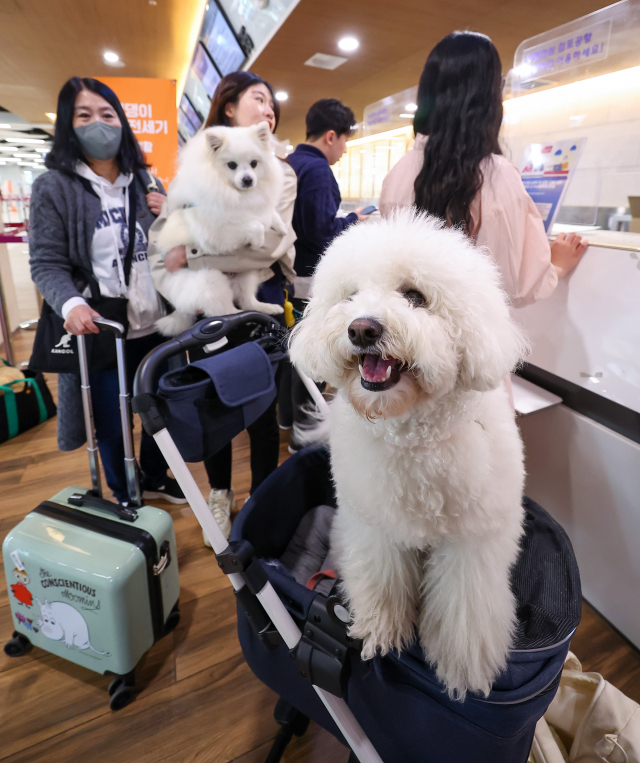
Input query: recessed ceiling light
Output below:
<box><xmin>405</xmin><ymin>103</ymin><xmax>417</xmax><ymax>112</ymax></box>
<box><xmin>0</xmin><ymin>123</ymin><xmax>11</xmax><ymax>128</ymax></box>
<box><xmin>399</xmin><ymin>113</ymin><xmax>414</xmax><ymax>118</ymax></box>
<box><xmin>45</xmin><ymin>113</ymin><xmax>56</xmax><ymax>122</ymax></box>
<box><xmin>286</xmin><ymin>144</ymin><xmax>294</xmax><ymax>150</ymax></box>
<box><xmin>103</xmin><ymin>51</ymin><xmax>125</xmax><ymax>67</ymax></box>
<box><xmin>6</xmin><ymin>138</ymin><xmax>46</xmax><ymax>144</ymax></box>
<box><xmin>275</xmin><ymin>91</ymin><xmax>288</xmax><ymax>102</ymax></box>
<box><xmin>338</xmin><ymin>37</ymin><xmax>359</xmax><ymax>52</ymax></box>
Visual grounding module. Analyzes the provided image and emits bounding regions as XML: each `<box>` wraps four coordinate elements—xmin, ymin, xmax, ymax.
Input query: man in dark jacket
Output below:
<box><xmin>282</xmin><ymin>100</ymin><xmax>369</xmax><ymax>449</ymax></box>
<box><xmin>288</xmin><ymin>99</ymin><xmax>368</xmax><ymax>287</ymax></box>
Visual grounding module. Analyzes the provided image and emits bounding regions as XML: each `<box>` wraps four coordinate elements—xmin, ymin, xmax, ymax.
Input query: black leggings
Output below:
<box><xmin>203</xmin><ymin>397</ymin><xmax>280</xmax><ymax>494</ymax></box>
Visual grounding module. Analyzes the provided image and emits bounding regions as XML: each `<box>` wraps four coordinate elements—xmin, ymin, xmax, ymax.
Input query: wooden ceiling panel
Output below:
<box><xmin>0</xmin><ymin>0</ymin><xmax>204</xmax><ymax>123</ymax></box>
<box><xmin>251</xmin><ymin>0</ymin><xmax>611</xmax><ymax>145</ymax></box>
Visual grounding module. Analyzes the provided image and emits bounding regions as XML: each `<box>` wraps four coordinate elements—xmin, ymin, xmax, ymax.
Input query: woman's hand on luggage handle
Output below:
<box><xmin>164</xmin><ymin>245</ymin><xmax>188</xmax><ymax>273</ymax></box>
<box><xmin>146</xmin><ymin>192</ymin><xmax>165</xmax><ymax>216</ymax></box>
<box><xmin>551</xmin><ymin>232</ymin><xmax>589</xmax><ymax>278</ymax></box>
<box><xmin>64</xmin><ymin>304</ymin><xmax>102</xmax><ymax>335</ymax></box>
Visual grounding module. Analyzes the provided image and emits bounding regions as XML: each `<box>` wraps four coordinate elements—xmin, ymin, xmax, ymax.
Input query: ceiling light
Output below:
<box><xmin>305</xmin><ymin>53</ymin><xmax>348</xmax><ymax>70</ymax></box>
<box><xmin>104</xmin><ymin>51</ymin><xmax>120</xmax><ymax>63</ymax></box>
<box><xmin>13</xmin><ymin>153</ymin><xmax>40</xmax><ymax>158</ymax></box>
<box><xmin>6</xmin><ymin>138</ymin><xmax>46</xmax><ymax>144</ymax></box>
<box><xmin>399</xmin><ymin>114</ymin><xmax>414</xmax><ymax>119</ymax></box>
<box><xmin>45</xmin><ymin>113</ymin><xmax>56</xmax><ymax>122</ymax></box>
<box><xmin>0</xmin><ymin>123</ymin><xmax>11</xmax><ymax>129</ymax></box>
<box><xmin>405</xmin><ymin>103</ymin><xmax>417</xmax><ymax>112</ymax></box>
<box><xmin>338</xmin><ymin>37</ymin><xmax>359</xmax><ymax>52</ymax></box>
<box><xmin>286</xmin><ymin>144</ymin><xmax>293</xmax><ymax>150</ymax></box>
<box><xmin>275</xmin><ymin>91</ymin><xmax>288</xmax><ymax>102</ymax></box>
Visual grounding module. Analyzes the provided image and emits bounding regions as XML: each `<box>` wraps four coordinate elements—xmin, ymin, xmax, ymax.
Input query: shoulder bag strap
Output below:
<box><xmin>122</xmin><ymin>182</ymin><xmax>137</xmax><ymax>287</ymax></box>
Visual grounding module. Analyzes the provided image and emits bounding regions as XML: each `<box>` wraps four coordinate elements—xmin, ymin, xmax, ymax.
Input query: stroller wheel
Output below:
<box><xmin>4</xmin><ymin>632</ymin><xmax>31</xmax><ymax>657</ymax></box>
<box><xmin>265</xmin><ymin>699</ymin><xmax>310</xmax><ymax>763</ymax></box>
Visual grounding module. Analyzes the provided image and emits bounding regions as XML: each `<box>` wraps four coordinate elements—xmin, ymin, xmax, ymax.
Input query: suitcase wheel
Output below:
<box><xmin>108</xmin><ymin>670</ymin><xmax>136</xmax><ymax>711</ymax></box>
<box><xmin>109</xmin><ymin>684</ymin><xmax>135</xmax><ymax>711</ymax></box>
<box><xmin>164</xmin><ymin>604</ymin><xmax>180</xmax><ymax>636</ymax></box>
<box><xmin>4</xmin><ymin>631</ymin><xmax>31</xmax><ymax>658</ymax></box>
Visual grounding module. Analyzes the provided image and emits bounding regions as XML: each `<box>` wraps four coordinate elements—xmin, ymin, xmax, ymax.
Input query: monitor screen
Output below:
<box><xmin>184</xmin><ymin>44</ymin><xmax>220</xmax><ymax>120</ymax></box>
<box><xmin>178</xmin><ymin>107</ymin><xmax>198</xmax><ymax>140</ymax></box>
<box><xmin>193</xmin><ymin>43</ymin><xmax>221</xmax><ymax>97</ymax></box>
<box><xmin>201</xmin><ymin>1</ymin><xmax>245</xmax><ymax>76</ymax></box>
<box><xmin>180</xmin><ymin>94</ymin><xmax>202</xmax><ymax>134</ymax></box>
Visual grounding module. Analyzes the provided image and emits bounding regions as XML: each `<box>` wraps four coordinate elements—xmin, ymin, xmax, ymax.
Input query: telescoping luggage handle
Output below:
<box><xmin>133</xmin><ymin>313</ymin><xmax>383</xmax><ymax>763</ymax></box>
<box><xmin>77</xmin><ymin>317</ymin><xmax>141</xmax><ymax>511</ymax></box>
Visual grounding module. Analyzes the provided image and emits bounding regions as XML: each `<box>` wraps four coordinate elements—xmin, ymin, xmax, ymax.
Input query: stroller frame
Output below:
<box><xmin>133</xmin><ymin>312</ymin><xmax>383</xmax><ymax>763</ymax></box>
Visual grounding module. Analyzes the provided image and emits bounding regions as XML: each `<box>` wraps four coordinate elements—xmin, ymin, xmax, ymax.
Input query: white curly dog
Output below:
<box><xmin>289</xmin><ymin>209</ymin><xmax>527</xmax><ymax>699</ymax></box>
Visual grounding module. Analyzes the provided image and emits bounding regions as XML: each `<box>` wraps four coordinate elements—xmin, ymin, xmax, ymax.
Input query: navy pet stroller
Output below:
<box><xmin>134</xmin><ymin>313</ymin><xmax>582</xmax><ymax>763</ymax></box>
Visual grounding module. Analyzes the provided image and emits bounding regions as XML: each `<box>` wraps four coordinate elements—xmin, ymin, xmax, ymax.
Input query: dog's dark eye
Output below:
<box><xmin>250</xmin><ymin>160</ymin><xmax>258</xmax><ymax>168</ymax></box>
<box><xmin>402</xmin><ymin>289</ymin><xmax>427</xmax><ymax>308</ymax></box>
<box><xmin>227</xmin><ymin>162</ymin><xmax>238</xmax><ymax>170</ymax></box>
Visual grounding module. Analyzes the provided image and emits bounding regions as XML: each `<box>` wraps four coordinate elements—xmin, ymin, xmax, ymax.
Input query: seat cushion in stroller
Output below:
<box><xmin>232</xmin><ymin>446</ymin><xmax>581</xmax><ymax>763</ymax></box>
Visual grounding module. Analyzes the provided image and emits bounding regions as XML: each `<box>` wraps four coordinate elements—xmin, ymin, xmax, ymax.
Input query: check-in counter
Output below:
<box><xmin>506</xmin><ymin>0</ymin><xmax>640</xmax><ymax>648</ymax></box>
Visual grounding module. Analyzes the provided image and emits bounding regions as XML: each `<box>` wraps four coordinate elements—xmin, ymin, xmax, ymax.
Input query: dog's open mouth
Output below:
<box><xmin>358</xmin><ymin>353</ymin><xmax>405</xmax><ymax>391</ymax></box>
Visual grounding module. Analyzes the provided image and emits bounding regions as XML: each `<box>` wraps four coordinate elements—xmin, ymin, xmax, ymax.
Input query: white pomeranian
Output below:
<box><xmin>156</xmin><ymin>121</ymin><xmax>287</xmax><ymax>336</ymax></box>
<box><xmin>290</xmin><ymin>209</ymin><xmax>528</xmax><ymax>700</ymax></box>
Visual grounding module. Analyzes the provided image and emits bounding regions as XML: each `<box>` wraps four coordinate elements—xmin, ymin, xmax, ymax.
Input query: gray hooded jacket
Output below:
<box><xmin>29</xmin><ymin>168</ymin><xmax>163</xmax><ymax>451</ymax></box>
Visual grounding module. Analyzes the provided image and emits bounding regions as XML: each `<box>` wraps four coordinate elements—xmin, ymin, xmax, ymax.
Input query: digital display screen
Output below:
<box><xmin>178</xmin><ymin>107</ymin><xmax>198</xmax><ymax>139</ymax></box>
<box><xmin>193</xmin><ymin>43</ymin><xmax>221</xmax><ymax>97</ymax></box>
<box><xmin>184</xmin><ymin>44</ymin><xmax>220</xmax><ymax>120</ymax></box>
<box><xmin>201</xmin><ymin>1</ymin><xmax>245</xmax><ymax>76</ymax></box>
<box><xmin>179</xmin><ymin>94</ymin><xmax>202</xmax><ymax>134</ymax></box>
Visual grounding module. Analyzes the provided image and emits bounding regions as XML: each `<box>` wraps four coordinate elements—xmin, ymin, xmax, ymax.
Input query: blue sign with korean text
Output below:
<box><xmin>519</xmin><ymin>18</ymin><xmax>612</xmax><ymax>82</ymax></box>
<box><xmin>521</xmin><ymin>177</ymin><xmax>567</xmax><ymax>233</ymax></box>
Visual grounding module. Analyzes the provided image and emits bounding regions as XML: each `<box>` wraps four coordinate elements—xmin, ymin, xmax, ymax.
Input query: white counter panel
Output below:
<box><xmin>519</xmin><ymin>404</ymin><xmax>640</xmax><ymax>648</ymax></box>
<box><xmin>514</xmin><ymin>232</ymin><xmax>640</xmax><ymax>414</ymax></box>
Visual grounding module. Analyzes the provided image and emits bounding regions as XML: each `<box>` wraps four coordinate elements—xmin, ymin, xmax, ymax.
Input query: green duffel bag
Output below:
<box><xmin>0</xmin><ymin>359</ymin><xmax>56</xmax><ymax>444</ymax></box>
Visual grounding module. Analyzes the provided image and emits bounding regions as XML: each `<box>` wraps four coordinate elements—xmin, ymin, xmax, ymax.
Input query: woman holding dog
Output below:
<box><xmin>148</xmin><ymin>72</ymin><xmax>296</xmax><ymax>543</ymax></box>
<box><xmin>379</xmin><ymin>32</ymin><xmax>588</xmax><ymax>307</ymax></box>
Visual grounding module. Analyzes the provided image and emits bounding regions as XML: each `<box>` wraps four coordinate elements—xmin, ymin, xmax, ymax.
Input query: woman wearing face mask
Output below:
<box><xmin>29</xmin><ymin>77</ymin><xmax>186</xmax><ymax>506</ymax></box>
<box><xmin>148</xmin><ymin>71</ymin><xmax>297</xmax><ymax>543</ymax></box>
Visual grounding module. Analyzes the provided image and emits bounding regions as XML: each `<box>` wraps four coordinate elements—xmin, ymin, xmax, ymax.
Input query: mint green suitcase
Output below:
<box><xmin>2</xmin><ymin>320</ymin><xmax>180</xmax><ymax>711</ymax></box>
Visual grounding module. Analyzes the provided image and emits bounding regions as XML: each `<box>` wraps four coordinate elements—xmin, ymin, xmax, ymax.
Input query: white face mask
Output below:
<box><xmin>74</xmin><ymin>121</ymin><xmax>122</xmax><ymax>161</ymax></box>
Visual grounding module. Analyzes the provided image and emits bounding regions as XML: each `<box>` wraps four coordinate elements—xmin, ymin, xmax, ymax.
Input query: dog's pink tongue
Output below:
<box><xmin>362</xmin><ymin>354</ymin><xmax>397</xmax><ymax>383</ymax></box>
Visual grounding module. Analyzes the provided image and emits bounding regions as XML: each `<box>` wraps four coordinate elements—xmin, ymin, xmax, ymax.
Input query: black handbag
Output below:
<box><xmin>29</xmin><ymin>185</ymin><xmax>137</xmax><ymax>374</ymax></box>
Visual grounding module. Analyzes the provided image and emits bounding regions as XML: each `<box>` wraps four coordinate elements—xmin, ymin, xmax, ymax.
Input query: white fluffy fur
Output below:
<box><xmin>156</xmin><ymin>122</ymin><xmax>286</xmax><ymax>336</ymax></box>
<box><xmin>289</xmin><ymin>209</ymin><xmax>528</xmax><ymax>700</ymax></box>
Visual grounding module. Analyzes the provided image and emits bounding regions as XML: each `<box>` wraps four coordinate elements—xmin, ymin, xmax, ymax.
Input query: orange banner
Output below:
<box><xmin>98</xmin><ymin>77</ymin><xmax>178</xmax><ymax>188</ymax></box>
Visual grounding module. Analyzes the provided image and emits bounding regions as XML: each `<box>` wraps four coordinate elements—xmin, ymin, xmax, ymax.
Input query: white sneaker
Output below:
<box><xmin>203</xmin><ymin>488</ymin><xmax>235</xmax><ymax>547</ymax></box>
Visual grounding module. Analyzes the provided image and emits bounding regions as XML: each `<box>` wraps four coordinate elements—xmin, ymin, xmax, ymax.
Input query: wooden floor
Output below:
<box><xmin>2</xmin><ymin>330</ymin><xmax>640</xmax><ymax>763</ymax></box>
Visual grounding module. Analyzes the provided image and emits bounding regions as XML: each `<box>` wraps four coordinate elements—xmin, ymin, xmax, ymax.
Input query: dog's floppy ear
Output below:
<box><xmin>289</xmin><ymin>302</ymin><xmax>333</xmax><ymax>383</ymax></box>
<box><xmin>206</xmin><ymin>129</ymin><xmax>225</xmax><ymax>152</ymax></box>
<box><xmin>253</xmin><ymin>121</ymin><xmax>271</xmax><ymax>146</ymax></box>
<box><xmin>456</xmin><ymin>269</ymin><xmax>528</xmax><ymax>392</ymax></box>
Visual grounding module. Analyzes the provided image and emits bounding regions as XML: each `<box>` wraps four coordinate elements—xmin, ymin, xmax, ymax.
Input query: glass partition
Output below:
<box><xmin>502</xmin><ymin>0</ymin><xmax>640</xmax><ymax>239</ymax></box>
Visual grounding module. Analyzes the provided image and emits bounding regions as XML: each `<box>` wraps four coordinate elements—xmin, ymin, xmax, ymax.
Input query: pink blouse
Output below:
<box><xmin>379</xmin><ymin>134</ymin><xmax>558</xmax><ymax>308</ymax></box>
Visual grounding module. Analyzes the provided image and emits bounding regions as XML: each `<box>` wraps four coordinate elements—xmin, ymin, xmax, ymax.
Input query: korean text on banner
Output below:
<box><xmin>98</xmin><ymin>77</ymin><xmax>178</xmax><ymax>187</ymax></box>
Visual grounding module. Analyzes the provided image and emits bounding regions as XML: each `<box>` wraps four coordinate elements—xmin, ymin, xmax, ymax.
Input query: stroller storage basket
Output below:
<box><xmin>232</xmin><ymin>446</ymin><xmax>582</xmax><ymax>763</ymax></box>
<box><xmin>157</xmin><ymin>341</ymin><xmax>278</xmax><ymax>462</ymax></box>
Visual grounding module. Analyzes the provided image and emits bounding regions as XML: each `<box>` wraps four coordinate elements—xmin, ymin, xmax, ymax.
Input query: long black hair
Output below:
<box><xmin>206</xmin><ymin>71</ymin><xmax>280</xmax><ymax>129</ymax></box>
<box><xmin>46</xmin><ymin>77</ymin><xmax>147</xmax><ymax>175</ymax></box>
<box><xmin>413</xmin><ymin>32</ymin><xmax>503</xmax><ymax>234</ymax></box>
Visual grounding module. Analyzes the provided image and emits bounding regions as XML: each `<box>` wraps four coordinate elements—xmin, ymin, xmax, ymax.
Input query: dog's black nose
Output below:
<box><xmin>348</xmin><ymin>317</ymin><xmax>383</xmax><ymax>347</ymax></box>
<box><xmin>241</xmin><ymin>175</ymin><xmax>253</xmax><ymax>188</ymax></box>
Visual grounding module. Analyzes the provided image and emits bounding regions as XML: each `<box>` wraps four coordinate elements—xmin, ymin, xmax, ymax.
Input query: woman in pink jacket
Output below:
<box><xmin>379</xmin><ymin>31</ymin><xmax>588</xmax><ymax>309</ymax></box>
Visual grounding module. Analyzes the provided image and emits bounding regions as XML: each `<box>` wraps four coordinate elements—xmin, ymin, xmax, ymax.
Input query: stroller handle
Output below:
<box><xmin>134</xmin><ymin>312</ymin><xmax>282</xmax><ymax>396</ymax></box>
